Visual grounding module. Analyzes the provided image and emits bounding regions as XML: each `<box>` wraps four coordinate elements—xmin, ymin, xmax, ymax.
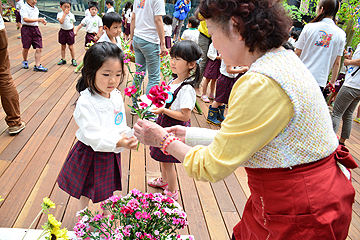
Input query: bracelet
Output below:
<box><xmin>162</xmin><ymin>136</ymin><xmax>181</xmax><ymax>155</ymax></box>
<box><xmin>160</xmin><ymin>133</ymin><xmax>174</xmax><ymax>149</ymax></box>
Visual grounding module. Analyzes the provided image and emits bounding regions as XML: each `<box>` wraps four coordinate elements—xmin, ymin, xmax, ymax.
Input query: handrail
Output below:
<box><xmin>38</xmin><ymin>11</ymin><xmax>58</xmax><ymax>23</ymax></box>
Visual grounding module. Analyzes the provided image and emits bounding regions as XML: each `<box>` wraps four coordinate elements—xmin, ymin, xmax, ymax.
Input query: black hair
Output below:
<box><xmin>103</xmin><ymin>12</ymin><xmax>122</xmax><ymax>28</ymax></box>
<box><xmin>163</xmin><ymin>15</ymin><xmax>173</xmax><ymax>25</ymax></box>
<box><xmin>124</xmin><ymin>1</ymin><xmax>133</xmax><ymax>12</ymax></box>
<box><xmin>106</xmin><ymin>0</ymin><xmax>114</xmax><ymax>6</ymax></box>
<box><xmin>170</xmin><ymin>40</ymin><xmax>203</xmax><ymax>88</ymax></box>
<box><xmin>88</xmin><ymin>1</ymin><xmax>99</xmax><ymax>10</ymax></box>
<box><xmin>311</xmin><ymin>0</ymin><xmax>340</xmax><ymax>23</ymax></box>
<box><xmin>282</xmin><ymin>41</ymin><xmax>294</xmax><ymax>51</ymax></box>
<box><xmin>290</xmin><ymin>30</ymin><xmax>300</xmax><ymax>41</ymax></box>
<box><xmin>76</xmin><ymin>42</ymin><xmax>125</xmax><ymax>95</ymax></box>
<box><xmin>187</xmin><ymin>16</ymin><xmax>199</xmax><ymax>28</ymax></box>
<box><xmin>60</xmin><ymin>0</ymin><xmax>71</xmax><ymax>6</ymax></box>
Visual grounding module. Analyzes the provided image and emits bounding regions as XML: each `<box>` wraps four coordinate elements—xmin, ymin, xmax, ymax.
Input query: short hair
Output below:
<box><xmin>187</xmin><ymin>16</ymin><xmax>199</xmax><ymax>28</ymax></box>
<box><xmin>282</xmin><ymin>41</ymin><xmax>294</xmax><ymax>51</ymax></box>
<box><xmin>106</xmin><ymin>0</ymin><xmax>114</xmax><ymax>6</ymax></box>
<box><xmin>197</xmin><ymin>0</ymin><xmax>292</xmax><ymax>52</ymax></box>
<box><xmin>163</xmin><ymin>15</ymin><xmax>172</xmax><ymax>25</ymax></box>
<box><xmin>290</xmin><ymin>30</ymin><xmax>300</xmax><ymax>41</ymax></box>
<box><xmin>88</xmin><ymin>1</ymin><xmax>99</xmax><ymax>10</ymax></box>
<box><xmin>60</xmin><ymin>0</ymin><xmax>71</xmax><ymax>6</ymax></box>
<box><xmin>103</xmin><ymin>12</ymin><xmax>122</xmax><ymax>28</ymax></box>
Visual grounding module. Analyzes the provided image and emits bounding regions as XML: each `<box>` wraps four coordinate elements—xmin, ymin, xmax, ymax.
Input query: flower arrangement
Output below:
<box><xmin>74</xmin><ymin>189</ymin><xmax>190</xmax><ymax>240</ymax></box>
<box><xmin>21</xmin><ymin>197</ymin><xmax>69</xmax><ymax>240</ymax></box>
<box><xmin>124</xmin><ymin>81</ymin><xmax>170</xmax><ymax>119</ymax></box>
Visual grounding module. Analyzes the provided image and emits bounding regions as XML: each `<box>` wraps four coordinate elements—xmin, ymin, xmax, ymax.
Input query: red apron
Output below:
<box><xmin>233</xmin><ymin>145</ymin><xmax>357</xmax><ymax>240</ymax></box>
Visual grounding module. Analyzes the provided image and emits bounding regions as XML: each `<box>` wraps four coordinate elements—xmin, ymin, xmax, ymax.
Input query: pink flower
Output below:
<box><xmin>93</xmin><ymin>213</ymin><xmax>103</xmax><ymax>222</ymax></box>
<box><xmin>135</xmin><ymin>211</ymin><xmax>142</xmax><ymax>219</ymax></box>
<box><xmin>124</xmin><ymin>59</ymin><xmax>130</xmax><ymax>64</ymax></box>
<box><xmin>147</xmin><ymin>85</ymin><xmax>168</xmax><ymax>108</ymax></box>
<box><xmin>139</xmin><ymin>102</ymin><xmax>148</xmax><ymax>109</ymax></box>
<box><xmin>124</xmin><ymin>86</ymin><xmax>137</xmax><ymax>97</ymax></box>
<box><xmin>142</xmin><ymin>212</ymin><xmax>151</xmax><ymax>219</ymax></box>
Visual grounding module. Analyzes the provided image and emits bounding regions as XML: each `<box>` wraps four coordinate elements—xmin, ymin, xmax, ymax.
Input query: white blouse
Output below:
<box><xmin>74</xmin><ymin>88</ymin><xmax>131</xmax><ymax>153</ymax></box>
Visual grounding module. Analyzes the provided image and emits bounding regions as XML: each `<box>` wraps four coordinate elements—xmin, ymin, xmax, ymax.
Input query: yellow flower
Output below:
<box><xmin>0</xmin><ymin>196</ymin><xmax>3</xmax><ymax>202</ymax></box>
<box><xmin>48</xmin><ymin>214</ymin><xmax>62</xmax><ymax>230</ymax></box>
<box><xmin>51</xmin><ymin>227</ymin><xmax>69</xmax><ymax>240</ymax></box>
<box><xmin>42</xmin><ymin>197</ymin><xmax>56</xmax><ymax>210</ymax></box>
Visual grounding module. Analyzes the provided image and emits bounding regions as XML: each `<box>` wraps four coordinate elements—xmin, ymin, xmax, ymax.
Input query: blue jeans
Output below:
<box><xmin>132</xmin><ymin>35</ymin><xmax>160</xmax><ymax>105</ymax></box>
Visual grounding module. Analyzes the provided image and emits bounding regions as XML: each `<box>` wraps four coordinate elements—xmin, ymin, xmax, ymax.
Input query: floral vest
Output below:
<box><xmin>244</xmin><ymin>50</ymin><xmax>339</xmax><ymax>168</ymax></box>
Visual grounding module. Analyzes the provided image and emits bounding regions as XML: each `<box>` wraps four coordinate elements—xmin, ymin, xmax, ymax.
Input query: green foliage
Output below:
<box><xmin>282</xmin><ymin>0</ymin><xmax>317</xmax><ymax>24</ymax></box>
<box><xmin>337</xmin><ymin>0</ymin><xmax>360</xmax><ymax>47</ymax></box>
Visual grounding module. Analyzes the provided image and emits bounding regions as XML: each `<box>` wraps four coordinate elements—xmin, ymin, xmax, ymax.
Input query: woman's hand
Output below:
<box><xmin>165</xmin><ymin>125</ymin><xmax>187</xmax><ymax>143</ymax></box>
<box><xmin>134</xmin><ymin>119</ymin><xmax>168</xmax><ymax>148</ymax></box>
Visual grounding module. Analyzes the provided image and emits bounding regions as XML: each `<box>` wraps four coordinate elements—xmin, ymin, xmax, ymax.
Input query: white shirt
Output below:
<box><xmin>296</xmin><ymin>18</ymin><xmax>346</xmax><ymax>87</ymax></box>
<box><xmin>220</xmin><ymin>60</ymin><xmax>239</xmax><ymax>78</ymax></box>
<box><xmin>133</xmin><ymin>0</ymin><xmax>165</xmax><ymax>44</ymax></box>
<box><xmin>107</xmin><ymin>7</ymin><xmax>114</xmax><ymax>13</ymax></box>
<box><xmin>74</xmin><ymin>88</ymin><xmax>131</xmax><ymax>153</ymax></box>
<box><xmin>20</xmin><ymin>2</ymin><xmax>39</xmax><ymax>26</ymax></box>
<box><xmin>98</xmin><ymin>31</ymin><xmax>122</xmax><ymax>49</ymax></box>
<box><xmin>15</xmin><ymin>0</ymin><xmax>24</xmax><ymax>10</ymax></box>
<box><xmin>168</xmin><ymin>79</ymin><xmax>196</xmax><ymax>111</ymax></box>
<box><xmin>343</xmin><ymin>43</ymin><xmax>360</xmax><ymax>90</ymax></box>
<box><xmin>124</xmin><ymin>8</ymin><xmax>132</xmax><ymax>24</ymax></box>
<box><xmin>207</xmin><ymin>43</ymin><xmax>218</xmax><ymax>61</ymax></box>
<box><xmin>181</xmin><ymin>29</ymin><xmax>199</xmax><ymax>44</ymax></box>
<box><xmin>81</xmin><ymin>15</ymin><xmax>103</xmax><ymax>33</ymax></box>
<box><xmin>0</xmin><ymin>14</ymin><xmax>4</xmax><ymax>30</ymax></box>
<box><xmin>164</xmin><ymin>24</ymin><xmax>172</xmax><ymax>37</ymax></box>
<box><xmin>57</xmin><ymin>11</ymin><xmax>76</xmax><ymax>30</ymax></box>
<box><xmin>85</xmin><ymin>9</ymin><xmax>90</xmax><ymax>18</ymax></box>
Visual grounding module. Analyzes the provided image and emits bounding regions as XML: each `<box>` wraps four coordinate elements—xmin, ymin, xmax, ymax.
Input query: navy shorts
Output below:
<box><xmin>58</xmin><ymin>28</ymin><xmax>75</xmax><ymax>45</ymax></box>
<box><xmin>21</xmin><ymin>25</ymin><xmax>42</xmax><ymax>49</ymax></box>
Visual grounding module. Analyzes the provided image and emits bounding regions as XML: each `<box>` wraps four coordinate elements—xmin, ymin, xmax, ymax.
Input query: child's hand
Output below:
<box><xmin>94</xmin><ymin>35</ymin><xmax>99</xmax><ymax>41</ymax></box>
<box><xmin>74</xmin><ymin>30</ymin><xmax>77</xmax><ymax>36</ymax></box>
<box><xmin>38</xmin><ymin>18</ymin><xmax>45</xmax><ymax>24</ymax></box>
<box><xmin>64</xmin><ymin>9</ymin><xmax>69</xmax><ymax>15</ymax></box>
<box><xmin>117</xmin><ymin>133</ymin><xmax>138</xmax><ymax>150</ymax></box>
<box><xmin>151</xmin><ymin>107</ymin><xmax>165</xmax><ymax>115</ymax></box>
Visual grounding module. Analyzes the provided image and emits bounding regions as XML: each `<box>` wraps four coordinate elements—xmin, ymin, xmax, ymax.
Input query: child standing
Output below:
<box><xmin>57</xmin><ymin>42</ymin><xmax>138</xmax><ymax>210</ymax></box>
<box><xmin>102</xmin><ymin>0</ymin><xmax>115</xmax><ymax>16</ymax></box>
<box><xmin>147</xmin><ymin>40</ymin><xmax>202</xmax><ymax>200</ymax></box>
<box><xmin>123</xmin><ymin>2</ymin><xmax>133</xmax><ymax>41</ymax></box>
<box><xmin>163</xmin><ymin>15</ymin><xmax>173</xmax><ymax>49</ymax></box>
<box><xmin>57</xmin><ymin>0</ymin><xmax>77</xmax><ymax>66</ymax></box>
<box><xmin>207</xmin><ymin>60</ymin><xmax>248</xmax><ymax>126</ymax></box>
<box><xmin>180</xmin><ymin>16</ymin><xmax>199</xmax><ymax>44</ymax></box>
<box><xmin>74</xmin><ymin>1</ymin><xmax>103</xmax><ymax>47</ymax></box>
<box><xmin>201</xmin><ymin>42</ymin><xmax>220</xmax><ymax>102</ymax></box>
<box><xmin>14</xmin><ymin>0</ymin><xmax>24</xmax><ymax>38</ymax></box>
<box><xmin>98</xmin><ymin>12</ymin><xmax>122</xmax><ymax>49</ymax></box>
<box><xmin>20</xmin><ymin>0</ymin><xmax>48</xmax><ymax>72</ymax></box>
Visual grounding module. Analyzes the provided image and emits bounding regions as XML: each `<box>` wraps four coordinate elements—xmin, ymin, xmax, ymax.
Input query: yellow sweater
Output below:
<box><xmin>183</xmin><ymin>73</ymin><xmax>293</xmax><ymax>182</ymax></box>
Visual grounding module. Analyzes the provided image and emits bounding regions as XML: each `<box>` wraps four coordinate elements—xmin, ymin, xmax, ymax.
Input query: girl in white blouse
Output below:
<box><xmin>57</xmin><ymin>42</ymin><xmax>138</xmax><ymax>212</ymax></box>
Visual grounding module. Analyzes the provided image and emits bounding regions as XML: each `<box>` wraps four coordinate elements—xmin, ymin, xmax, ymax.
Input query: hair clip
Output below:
<box><xmin>195</xmin><ymin>58</ymin><xmax>202</xmax><ymax>64</ymax></box>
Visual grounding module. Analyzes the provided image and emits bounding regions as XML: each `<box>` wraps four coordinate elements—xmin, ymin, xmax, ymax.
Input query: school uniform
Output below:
<box><xmin>81</xmin><ymin>15</ymin><xmax>103</xmax><ymax>46</ymax></box>
<box><xmin>150</xmin><ymin>80</ymin><xmax>196</xmax><ymax>163</ymax></box>
<box><xmin>14</xmin><ymin>0</ymin><xmax>24</xmax><ymax>23</ymax></box>
<box><xmin>124</xmin><ymin>8</ymin><xmax>132</xmax><ymax>35</ymax></box>
<box><xmin>203</xmin><ymin>43</ymin><xmax>221</xmax><ymax>80</ymax></box>
<box><xmin>215</xmin><ymin>60</ymin><xmax>243</xmax><ymax>104</ymax></box>
<box><xmin>20</xmin><ymin>2</ymin><xmax>42</xmax><ymax>49</ymax></box>
<box><xmin>98</xmin><ymin>32</ymin><xmax>122</xmax><ymax>49</ymax></box>
<box><xmin>57</xmin><ymin>88</ymin><xmax>130</xmax><ymax>203</ymax></box>
<box><xmin>57</xmin><ymin>11</ymin><xmax>76</xmax><ymax>45</ymax></box>
<box><xmin>164</xmin><ymin>24</ymin><xmax>172</xmax><ymax>49</ymax></box>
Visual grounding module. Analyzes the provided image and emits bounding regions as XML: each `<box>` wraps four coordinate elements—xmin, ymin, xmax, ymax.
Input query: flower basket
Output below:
<box><xmin>74</xmin><ymin>189</ymin><xmax>191</xmax><ymax>240</ymax></box>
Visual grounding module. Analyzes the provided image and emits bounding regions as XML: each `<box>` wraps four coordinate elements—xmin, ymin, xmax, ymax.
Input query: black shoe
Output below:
<box><xmin>71</xmin><ymin>59</ymin><xmax>77</xmax><ymax>66</ymax></box>
<box><xmin>57</xmin><ymin>59</ymin><xmax>66</xmax><ymax>65</ymax></box>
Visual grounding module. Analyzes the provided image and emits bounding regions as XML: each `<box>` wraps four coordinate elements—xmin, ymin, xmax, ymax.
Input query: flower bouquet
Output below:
<box><xmin>74</xmin><ymin>189</ymin><xmax>189</xmax><ymax>240</ymax></box>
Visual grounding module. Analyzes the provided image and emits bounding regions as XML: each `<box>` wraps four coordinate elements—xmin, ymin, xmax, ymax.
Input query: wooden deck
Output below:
<box><xmin>0</xmin><ymin>22</ymin><xmax>359</xmax><ymax>240</ymax></box>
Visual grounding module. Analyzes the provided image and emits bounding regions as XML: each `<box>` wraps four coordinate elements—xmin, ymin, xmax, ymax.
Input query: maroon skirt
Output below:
<box><xmin>124</xmin><ymin>23</ymin><xmax>131</xmax><ymax>35</ymax></box>
<box><xmin>203</xmin><ymin>59</ymin><xmax>221</xmax><ymax>80</ymax></box>
<box><xmin>165</xmin><ymin>36</ymin><xmax>172</xmax><ymax>49</ymax></box>
<box><xmin>57</xmin><ymin>141</ymin><xmax>122</xmax><ymax>203</ymax></box>
<box><xmin>150</xmin><ymin>113</ymin><xmax>190</xmax><ymax>163</ymax></box>
<box><xmin>215</xmin><ymin>73</ymin><xmax>242</xmax><ymax>104</ymax></box>
<box><xmin>233</xmin><ymin>145</ymin><xmax>356</xmax><ymax>240</ymax></box>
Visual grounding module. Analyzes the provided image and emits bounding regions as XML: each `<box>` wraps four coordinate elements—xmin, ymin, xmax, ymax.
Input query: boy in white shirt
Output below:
<box><xmin>57</xmin><ymin>0</ymin><xmax>77</xmax><ymax>66</ymax></box>
<box><xmin>181</xmin><ymin>16</ymin><xmax>199</xmax><ymax>44</ymax></box>
<box><xmin>74</xmin><ymin>1</ymin><xmax>103</xmax><ymax>47</ymax></box>
<box><xmin>98</xmin><ymin>12</ymin><xmax>122</xmax><ymax>49</ymax></box>
<box><xmin>20</xmin><ymin>0</ymin><xmax>48</xmax><ymax>72</ymax></box>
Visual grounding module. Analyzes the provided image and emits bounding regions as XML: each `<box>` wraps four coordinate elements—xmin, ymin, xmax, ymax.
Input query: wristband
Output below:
<box><xmin>162</xmin><ymin>136</ymin><xmax>181</xmax><ymax>155</ymax></box>
<box><xmin>160</xmin><ymin>133</ymin><xmax>174</xmax><ymax>149</ymax></box>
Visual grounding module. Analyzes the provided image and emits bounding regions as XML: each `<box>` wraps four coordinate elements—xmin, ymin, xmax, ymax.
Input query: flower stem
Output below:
<box><xmin>22</xmin><ymin>210</ymin><xmax>43</xmax><ymax>240</ymax></box>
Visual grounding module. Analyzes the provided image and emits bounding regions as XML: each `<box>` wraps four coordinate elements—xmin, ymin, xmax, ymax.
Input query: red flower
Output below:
<box><xmin>147</xmin><ymin>85</ymin><xmax>168</xmax><ymax>108</ymax></box>
<box><xmin>124</xmin><ymin>86</ymin><xmax>137</xmax><ymax>97</ymax></box>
